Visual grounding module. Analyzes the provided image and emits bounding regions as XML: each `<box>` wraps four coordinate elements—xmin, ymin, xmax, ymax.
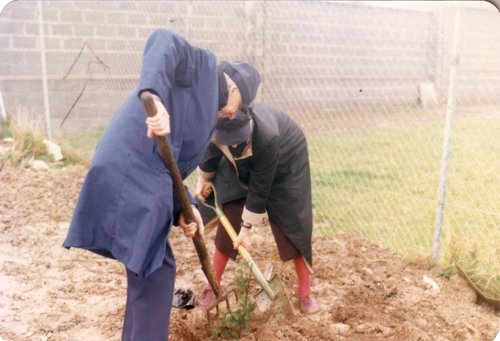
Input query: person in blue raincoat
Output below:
<box><xmin>63</xmin><ymin>29</ymin><xmax>242</xmax><ymax>340</ymax></box>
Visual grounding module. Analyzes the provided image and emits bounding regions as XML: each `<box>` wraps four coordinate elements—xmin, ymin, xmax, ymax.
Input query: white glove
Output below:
<box><xmin>195</xmin><ymin>176</ymin><xmax>211</xmax><ymax>201</ymax></box>
<box><xmin>145</xmin><ymin>95</ymin><xmax>170</xmax><ymax>138</ymax></box>
<box><xmin>233</xmin><ymin>225</ymin><xmax>252</xmax><ymax>251</ymax></box>
<box><xmin>178</xmin><ymin>206</ymin><xmax>205</xmax><ymax>238</ymax></box>
<box><xmin>241</xmin><ymin>207</ymin><xmax>269</xmax><ymax>228</ymax></box>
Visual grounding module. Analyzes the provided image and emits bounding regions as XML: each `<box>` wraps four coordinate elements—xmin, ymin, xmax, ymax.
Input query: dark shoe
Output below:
<box><xmin>299</xmin><ymin>293</ymin><xmax>319</xmax><ymax>314</ymax></box>
<box><xmin>172</xmin><ymin>288</ymin><xmax>195</xmax><ymax>310</ymax></box>
<box><xmin>197</xmin><ymin>286</ymin><xmax>216</xmax><ymax>309</ymax></box>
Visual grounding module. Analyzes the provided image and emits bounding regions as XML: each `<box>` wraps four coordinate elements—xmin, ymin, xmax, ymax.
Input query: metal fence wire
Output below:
<box><xmin>1</xmin><ymin>1</ymin><xmax>499</xmax><ymax>282</ymax></box>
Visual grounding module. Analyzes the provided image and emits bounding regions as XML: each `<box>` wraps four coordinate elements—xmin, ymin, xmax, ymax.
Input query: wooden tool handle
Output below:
<box><xmin>140</xmin><ymin>91</ymin><xmax>221</xmax><ymax>297</ymax></box>
<box><xmin>141</xmin><ymin>92</ymin><xmax>195</xmax><ymax>223</ymax></box>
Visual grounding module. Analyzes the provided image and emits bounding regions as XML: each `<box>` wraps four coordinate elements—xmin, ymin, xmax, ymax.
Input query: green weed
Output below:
<box><xmin>212</xmin><ymin>265</ymin><xmax>256</xmax><ymax>340</ymax></box>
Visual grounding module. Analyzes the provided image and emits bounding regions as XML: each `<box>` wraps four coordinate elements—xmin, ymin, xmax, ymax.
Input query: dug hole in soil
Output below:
<box><xmin>0</xmin><ymin>165</ymin><xmax>499</xmax><ymax>340</ymax></box>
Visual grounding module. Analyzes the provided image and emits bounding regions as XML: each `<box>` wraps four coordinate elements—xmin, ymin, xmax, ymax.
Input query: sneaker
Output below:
<box><xmin>299</xmin><ymin>293</ymin><xmax>319</xmax><ymax>314</ymax></box>
<box><xmin>197</xmin><ymin>286</ymin><xmax>216</xmax><ymax>309</ymax></box>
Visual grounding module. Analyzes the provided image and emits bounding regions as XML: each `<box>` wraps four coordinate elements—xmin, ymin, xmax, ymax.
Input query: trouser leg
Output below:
<box><xmin>215</xmin><ymin>198</ymin><xmax>302</xmax><ymax>262</ymax></box>
<box><xmin>122</xmin><ymin>242</ymin><xmax>176</xmax><ymax>341</ymax></box>
<box><xmin>215</xmin><ymin>198</ymin><xmax>245</xmax><ymax>259</ymax></box>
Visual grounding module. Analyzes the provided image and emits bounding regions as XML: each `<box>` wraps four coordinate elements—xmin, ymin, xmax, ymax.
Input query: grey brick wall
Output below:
<box><xmin>0</xmin><ymin>1</ymin><xmax>499</xmax><ymax>134</ymax></box>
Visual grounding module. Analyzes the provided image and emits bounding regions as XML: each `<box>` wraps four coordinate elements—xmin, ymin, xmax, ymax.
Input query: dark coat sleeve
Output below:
<box><xmin>199</xmin><ymin>142</ymin><xmax>224</xmax><ymax>174</ymax></box>
<box><xmin>199</xmin><ymin>142</ymin><xmax>248</xmax><ymax>205</ymax></box>
<box><xmin>244</xmin><ymin>135</ymin><xmax>279</xmax><ymax>214</ymax></box>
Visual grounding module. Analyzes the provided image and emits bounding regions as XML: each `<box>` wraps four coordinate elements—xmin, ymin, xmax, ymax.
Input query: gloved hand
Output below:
<box><xmin>233</xmin><ymin>225</ymin><xmax>252</xmax><ymax>251</ymax></box>
<box><xmin>178</xmin><ymin>206</ymin><xmax>205</xmax><ymax>238</ymax></box>
<box><xmin>145</xmin><ymin>95</ymin><xmax>170</xmax><ymax>138</ymax></box>
<box><xmin>195</xmin><ymin>176</ymin><xmax>213</xmax><ymax>202</ymax></box>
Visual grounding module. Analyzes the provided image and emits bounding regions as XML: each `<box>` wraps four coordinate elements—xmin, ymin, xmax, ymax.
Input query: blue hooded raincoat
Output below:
<box><xmin>64</xmin><ymin>29</ymin><xmax>218</xmax><ymax>278</ymax></box>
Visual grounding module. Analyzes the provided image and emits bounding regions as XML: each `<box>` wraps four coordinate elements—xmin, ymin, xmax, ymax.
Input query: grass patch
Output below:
<box><xmin>0</xmin><ymin>117</ymin><xmax>12</xmax><ymax>139</ymax></box>
<box><xmin>308</xmin><ymin>115</ymin><xmax>500</xmax><ymax>298</ymax></box>
<box><xmin>0</xmin><ymin>120</ymin><xmax>50</xmax><ymax>167</ymax></box>
<box><xmin>309</xmin><ymin>122</ymin><xmax>443</xmax><ymax>256</ymax></box>
<box><xmin>57</xmin><ymin>129</ymin><xmax>103</xmax><ymax>165</ymax></box>
<box><xmin>58</xmin><ymin>129</ymin><xmax>103</xmax><ymax>154</ymax></box>
<box><xmin>445</xmin><ymin>236</ymin><xmax>500</xmax><ymax>300</ymax></box>
<box><xmin>0</xmin><ymin>119</ymin><xmax>101</xmax><ymax>168</ymax></box>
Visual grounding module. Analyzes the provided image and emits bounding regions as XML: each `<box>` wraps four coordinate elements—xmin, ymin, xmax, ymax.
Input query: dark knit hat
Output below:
<box><xmin>218</xmin><ymin>61</ymin><xmax>261</xmax><ymax>108</ymax></box>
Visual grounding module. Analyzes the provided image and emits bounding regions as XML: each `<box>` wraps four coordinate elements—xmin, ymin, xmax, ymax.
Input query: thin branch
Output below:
<box><xmin>60</xmin><ymin>42</ymin><xmax>110</xmax><ymax>128</ymax></box>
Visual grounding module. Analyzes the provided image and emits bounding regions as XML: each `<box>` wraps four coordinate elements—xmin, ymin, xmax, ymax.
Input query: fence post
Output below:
<box><xmin>37</xmin><ymin>0</ymin><xmax>52</xmax><ymax>140</ymax></box>
<box><xmin>260</xmin><ymin>1</ymin><xmax>268</xmax><ymax>99</ymax></box>
<box><xmin>432</xmin><ymin>7</ymin><xmax>462</xmax><ymax>261</ymax></box>
<box><xmin>0</xmin><ymin>90</ymin><xmax>6</xmax><ymax>122</ymax></box>
<box><xmin>185</xmin><ymin>1</ymin><xmax>192</xmax><ymax>40</ymax></box>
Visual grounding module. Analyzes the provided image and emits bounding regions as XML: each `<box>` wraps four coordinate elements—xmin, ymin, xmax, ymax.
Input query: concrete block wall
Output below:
<box><xmin>455</xmin><ymin>8</ymin><xmax>500</xmax><ymax>104</ymax></box>
<box><xmin>0</xmin><ymin>1</ymin><xmax>499</xmax><ymax>134</ymax></box>
<box><xmin>261</xmin><ymin>2</ymin><xmax>439</xmax><ymax>118</ymax></box>
<box><xmin>0</xmin><ymin>2</ymin><xmax>180</xmax><ymax>131</ymax></box>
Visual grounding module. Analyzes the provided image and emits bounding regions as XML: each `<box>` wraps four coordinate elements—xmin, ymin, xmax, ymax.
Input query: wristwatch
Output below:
<box><xmin>240</xmin><ymin>222</ymin><xmax>252</xmax><ymax>229</ymax></box>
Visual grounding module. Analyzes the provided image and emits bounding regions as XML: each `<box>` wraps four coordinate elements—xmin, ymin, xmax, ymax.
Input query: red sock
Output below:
<box><xmin>294</xmin><ymin>256</ymin><xmax>312</xmax><ymax>299</ymax></box>
<box><xmin>213</xmin><ymin>248</ymin><xmax>230</xmax><ymax>285</ymax></box>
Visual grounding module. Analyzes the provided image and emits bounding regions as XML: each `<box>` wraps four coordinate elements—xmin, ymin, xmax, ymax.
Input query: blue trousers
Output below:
<box><xmin>122</xmin><ymin>242</ymin><xmax>176</xmax><ymax>341</ymax></box>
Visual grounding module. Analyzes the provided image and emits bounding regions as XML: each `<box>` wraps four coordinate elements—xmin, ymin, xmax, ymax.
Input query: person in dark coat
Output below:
<box><xmin>194</xmin><ymin>61</ymin><xmax>319</xmax><ymax>314</ymax></box>
<box><xmin>63</xmin><ymin>29</ymin><xmax>244</xmax><ymax>340</ymax></box>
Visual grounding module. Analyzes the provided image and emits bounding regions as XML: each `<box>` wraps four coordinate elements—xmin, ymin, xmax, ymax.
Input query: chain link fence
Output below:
<box><xmin>1</xmin><ymin>1</ymin><xmax>499</xmax><ymax>289</ymax></box>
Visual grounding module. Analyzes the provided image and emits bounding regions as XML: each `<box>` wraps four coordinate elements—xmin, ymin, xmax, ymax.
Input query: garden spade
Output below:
<box><xmin>199</xmin><ymin>182</ymin><xmax>293</xmax><ymax>314</ymax></box>
<box><xmin>140</xmin><ymin>92</ymin><xmax>236</xmax><ymax>317</ymax></box>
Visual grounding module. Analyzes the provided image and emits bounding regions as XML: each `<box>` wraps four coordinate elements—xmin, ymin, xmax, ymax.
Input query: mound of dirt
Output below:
<box><xmin>0</xmin><ymin>165</ymin><xmax>498</xmax><ymax>340</ymax></box>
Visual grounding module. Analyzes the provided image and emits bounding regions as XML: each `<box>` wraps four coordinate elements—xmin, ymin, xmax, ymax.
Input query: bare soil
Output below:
<box><xmin>0</xmin><ymin>165</ymin><xmax>499</xmax><ymax>340</ymax></box>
